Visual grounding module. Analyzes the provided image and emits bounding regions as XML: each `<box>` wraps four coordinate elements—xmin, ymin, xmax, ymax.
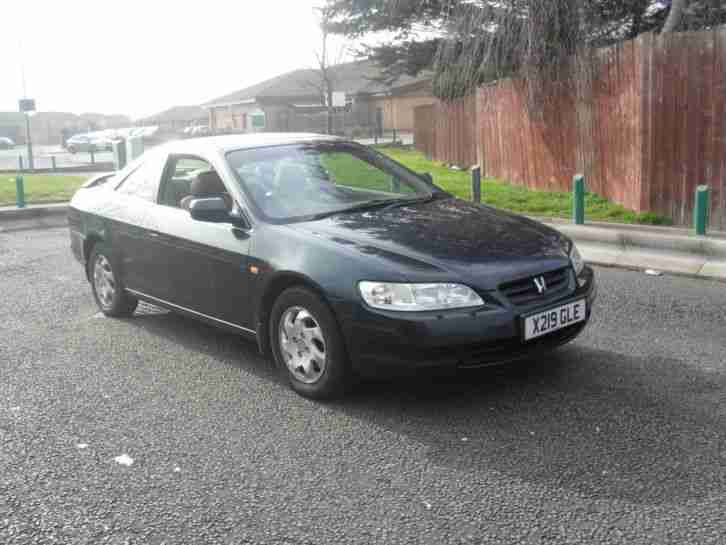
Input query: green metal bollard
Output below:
<box><xmin>15</xmin><ymin>175</ymin><xmax>25</xmax><ymax>208</ymax></box>
<box><xmin>694</xmin><ymin>185</ymin><xmax>710</xmax><ymax>236</ymax></box>
<box><xmin>572</xmin><ymin>174</ymin><xmax>585</xmax><ymax>225</ymax></box>
<box><xmin>471</xmin><ymin>165</ymin><xmax>482</xmax><ymax>204</ymax></box>
<box><xmin>391</xmin><ymin>176</ymin><xmax>401</xmax><ymax>193</ymax></box>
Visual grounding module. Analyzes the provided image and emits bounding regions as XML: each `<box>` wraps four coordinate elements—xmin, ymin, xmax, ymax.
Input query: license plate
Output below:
<box><xmin>523</xmin><ymin>299</ymin><xmax>587</xmax><ymax>341</ymax></box>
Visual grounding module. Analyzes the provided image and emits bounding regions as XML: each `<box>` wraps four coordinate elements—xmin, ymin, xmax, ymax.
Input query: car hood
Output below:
<box><xmin>293</xmin><ymin>197</ymin><xmax>571</xmax><ymax>291</ymax></box>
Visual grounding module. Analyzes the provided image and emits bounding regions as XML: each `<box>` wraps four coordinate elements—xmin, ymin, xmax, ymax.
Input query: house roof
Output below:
<box><xmin>140</xmin><ymin>105</ymin><xmax>207</xmax><ymax>123</ymax></box>
<box><xmin>204</xmin><ymin>60</ymin><xmax>430</xmax><ymax>107</ymax></box>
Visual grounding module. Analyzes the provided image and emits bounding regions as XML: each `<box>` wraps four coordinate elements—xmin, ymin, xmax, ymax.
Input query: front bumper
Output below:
<box><xmin>339</xmin><ymin>266</ymin><xmax>597</xmax><ymax>377</ymax></box>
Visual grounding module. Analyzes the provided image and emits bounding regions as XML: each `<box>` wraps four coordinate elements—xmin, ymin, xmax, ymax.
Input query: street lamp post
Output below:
<box><xmin>23</xmin><ymin>110</ymin><xmax>34</xmax><ymax>171</ymax></box>
<box><xmin>18</xmin><ymin>42</ymin><xmax>35</xmax><ymax>171</ymax></box>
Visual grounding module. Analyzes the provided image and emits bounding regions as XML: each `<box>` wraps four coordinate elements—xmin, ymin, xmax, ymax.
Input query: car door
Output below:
<box><xmin>110</xmin><ymin>151</ymin><xmax>169</xmax><ymax>298</ymax></box>
<box><xmin>153</xmin><ymin>155</ymin><xmax>254</xmax><ymax>331</ymax></box>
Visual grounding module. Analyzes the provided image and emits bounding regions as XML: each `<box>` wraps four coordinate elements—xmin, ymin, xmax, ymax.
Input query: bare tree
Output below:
<box><xmin>310</xmin><ymin>6</ymin><xmax>347</xmax><ymax>134</ymax></box>
<box><xmin>662</xmin><ymin>0</ymin><xmax>689</xmax><ymax>32</ymax></box>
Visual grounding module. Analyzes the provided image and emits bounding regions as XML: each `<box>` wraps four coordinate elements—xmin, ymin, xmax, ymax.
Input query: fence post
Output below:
<box><xmin>90</xmin><ymin>148</ymin><xmax>95</xmax><ymax>165</ymax></box>
<box><xmin>471</xmin><ymin>165</ymin><xmax>481</xmax><ymax>204</ymax></box>
<box><xmin>18</xmin><ymin>155</ymin><xmax>24</xmax><ymax>171</ymax></box>
<box><xmin>126</xmin><ymin>136</ymin><xmax>144</xmax><ymax>162</ymax></box>
<box><xmin>112</xmin><ymin>139</ymin><xmax>127</xmax><ymax>170</ymax></box>
<box><xmin>51</xmin><ymin>156</ymin><xmax>57</xmax><ymax>171</ymax></box>
<box><xmin>573</xmin><ymin>174</ymin><xmax>585</xmax><ymax>225</ymax></box>
<box><xmin>694</xmin><ymin>185</ymin><xmax>710</xmax><ymax>236</ymax></box>
<box><xmin>15</xmin><ymin>175</ymin><xmax>25</xmax><ymax>208</ymax></box>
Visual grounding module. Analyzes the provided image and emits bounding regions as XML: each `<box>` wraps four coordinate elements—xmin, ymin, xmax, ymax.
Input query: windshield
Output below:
<box><xmin>226</xmin><ymin>142</ymin><xmax>435</xmax><ymax>223</ymax></box>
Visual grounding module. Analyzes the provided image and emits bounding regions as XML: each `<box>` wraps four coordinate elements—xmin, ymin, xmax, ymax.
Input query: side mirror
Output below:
<box><xmin>420</xmin><ymin>172</ymin><xmax>433</xmax><ymax>184</ymax></box>
<box><xmin>189</xmin><ymin>197</ymin><xmax>230</xmax><ymax>222</ymax></box>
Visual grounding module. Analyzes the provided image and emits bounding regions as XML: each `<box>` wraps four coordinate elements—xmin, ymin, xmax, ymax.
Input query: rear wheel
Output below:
<box><xmin>88</xmin><ymin>244</ymin><xmax>137</xmax><ymax>317</ymax></box>
<box><xmin>270</xmin><ymin>287</ymin><xmax>350</xmax><ymax>399</ymax></box>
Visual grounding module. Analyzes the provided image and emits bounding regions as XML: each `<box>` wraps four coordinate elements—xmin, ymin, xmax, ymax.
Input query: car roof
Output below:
<box><xmin>163</xmin><ymin>133</ymin><xmax>347</xmax><ymax>155</ymax></box>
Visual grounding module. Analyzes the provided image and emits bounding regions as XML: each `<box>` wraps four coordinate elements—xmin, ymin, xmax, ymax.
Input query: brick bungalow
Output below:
<box><xmin>138</xmin><ymin>105</ymin><xmax>208</xmax><ymax>134</ymax></box>
<box><xmin>203</xmin><ymin>60</ymin><xmax>435</xmax><ymax>136</ymax></box>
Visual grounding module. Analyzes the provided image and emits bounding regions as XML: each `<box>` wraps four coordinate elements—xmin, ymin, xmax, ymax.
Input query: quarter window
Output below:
<box><xmin>117</xmin><ymin>155</ymin><xmax>164</xmax><ymax>201</ymax></box>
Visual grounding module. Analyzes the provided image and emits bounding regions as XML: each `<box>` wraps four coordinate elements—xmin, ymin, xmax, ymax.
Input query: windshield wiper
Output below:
<box><xmin>309</xmin><ymin>194</ymin><xmax>436</xmax><ymax>220</ymax></box>
<box><xmin>310</xmin><ymin>198</ymin><xmax>410</xmax><ymax>219</ymax></box>
<box><xmin>378</xmin><ymin>195</ymin><xmax>434</xmax><ymax>212</ymax></box>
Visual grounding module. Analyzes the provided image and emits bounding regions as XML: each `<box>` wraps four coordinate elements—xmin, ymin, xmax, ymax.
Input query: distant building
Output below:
<box><xmin>79</xmin><ymin>113</ymin><xmax>132</xmax><ymax>131</ymax></box>
<box><xmin>203</xmin><ymin>60</ymin><xmax>435</xmax><ymax>136</ymax></box>
<box><xmin>0</xmin><ymin>111</ymin><xmax>131</xmax><ymax>146</ymax></box>
<box><xmin>137</xmin><ymin>105</ymin><xmax>207</xmax><ymax>134</ymax></box>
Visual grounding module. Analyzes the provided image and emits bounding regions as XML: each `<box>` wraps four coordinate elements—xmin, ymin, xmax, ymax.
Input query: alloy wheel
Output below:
<box><xmin>278</xmin><ymin>306</ymin><xmax>327</xmax><ymax>384</ymax></box>
<box><xmin>93</xmin><ymin>254</ymin><xmax>116</xmax><ymax>309</ymax></box>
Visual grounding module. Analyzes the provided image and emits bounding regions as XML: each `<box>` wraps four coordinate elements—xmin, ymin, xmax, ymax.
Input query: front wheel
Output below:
<box><xmin>270</xmin><ymin>287</ymin><xmax>350</xmax><ymax>399</ymax></box>
<box><xmin>88</xmin><ymin>244</ymin><xmax>138</xmax><ymax>317</ymax></box>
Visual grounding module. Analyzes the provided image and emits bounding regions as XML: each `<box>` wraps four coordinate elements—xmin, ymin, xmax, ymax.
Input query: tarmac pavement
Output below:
<box><xmin>0</xmin><ymin>226</ymin><xmax>724</xmax><ymax>544</ymax></box>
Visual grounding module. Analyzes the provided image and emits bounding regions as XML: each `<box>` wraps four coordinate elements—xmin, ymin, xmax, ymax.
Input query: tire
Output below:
<box><xmin>88</xmin><ymin>243</ymin><xmax>138</xmax><ymax>317</ymax></box>
<box><xmin>269</xmin><ymin>287</ymin><xmax>350</xmax><ymax>399</ymax></box>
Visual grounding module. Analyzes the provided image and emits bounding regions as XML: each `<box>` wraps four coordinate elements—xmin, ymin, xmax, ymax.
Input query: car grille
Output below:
<box><xmin>455</xmin><ymin>321</ymin><xmax>586</xmax><ymax>368</ymax></box>
<box><xmin>499</xmin><ymin>267</ymin><xmax>573</xmax><ymax>307</ymax></box>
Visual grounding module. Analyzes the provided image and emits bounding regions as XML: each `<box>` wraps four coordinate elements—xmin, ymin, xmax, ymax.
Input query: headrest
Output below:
<box><xmin>191</xmin><ymin>170</ymin><xmax>226</xmax><ymax>196</ymax></box>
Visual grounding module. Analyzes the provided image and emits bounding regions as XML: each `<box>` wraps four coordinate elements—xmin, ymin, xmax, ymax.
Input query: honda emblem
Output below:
<box><xmin>533</xmin><ymin>276</ymin><xmax>547</xmax><ymax>294</ymax></box>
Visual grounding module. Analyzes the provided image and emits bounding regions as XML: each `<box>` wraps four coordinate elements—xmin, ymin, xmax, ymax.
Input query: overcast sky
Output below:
<box><xmin>1</xmin><ymin>0</ymin><xmax>353</xmax><ymax>119</ymax></box>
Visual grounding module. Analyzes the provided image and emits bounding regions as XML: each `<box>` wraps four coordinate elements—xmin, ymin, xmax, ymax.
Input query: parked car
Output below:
<box><xmin>183</xmin><ymin>125</ymin><xmax>211</xmax><ymax>137</ymax></box>
<box><xmin>65</xmin><ymin>134</ymin><xmax>113</xmax><ymax>153</ymax></box>
<box><xmin>68</xmin><ymin>134</ymin><xmax>596</xmax><ymax>399</ymax></box>
<box><xmin>0</xmin><ymin>137</ymin><xmax>15</xmax><ymax>149</ymax></box>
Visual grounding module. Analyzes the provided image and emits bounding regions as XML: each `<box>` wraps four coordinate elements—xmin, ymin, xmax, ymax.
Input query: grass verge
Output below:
<box><xmin>377</xmin><ymin>146</ymin><xmax>672</xmax><ymax>225</ymax></box>
<box><xmin>0</xmin><ymin>173</ymin><xmax>87</xmax><ymax>206</ymax></box>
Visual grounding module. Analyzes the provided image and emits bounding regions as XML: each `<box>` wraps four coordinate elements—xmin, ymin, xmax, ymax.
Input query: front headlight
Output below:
<box><xmin>570</xmin><ymin>243</ymin><xmax>585</xmax><ymax>276</ymax></box>
<box><xmin>358</xmin><ymin>282</ymin><xmax>485</xmax><ymax>312</ymax></box>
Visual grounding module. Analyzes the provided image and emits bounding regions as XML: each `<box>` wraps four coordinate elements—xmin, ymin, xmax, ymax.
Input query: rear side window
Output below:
<box><xmin>117</xmin><ymin>154</ymin><xmax>165</xmax><ymax>202</ymax></box>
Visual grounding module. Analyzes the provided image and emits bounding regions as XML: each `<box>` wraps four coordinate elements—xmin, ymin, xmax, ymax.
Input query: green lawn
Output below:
<box><xmin>0</xmin><ymin>149</ymin><xmax>673</xmax><ymax>226</ymax></box>
<box><xmin>377</xmin><ymin>146</ymin><xmax>672</xmax><ymax>225</ymax></box>
<box><xmin>0</xmin><ymin>173</ymin><xmax>87</xmax><ymax>206</ymax></box>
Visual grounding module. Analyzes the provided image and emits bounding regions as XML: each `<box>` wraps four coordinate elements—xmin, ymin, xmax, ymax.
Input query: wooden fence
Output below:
<box><xmin>413</xmin><ymin>95</ymin><xmax>478</xmax><ymax>168</ymax></box>
<box><xmin>414</xmin><ymin>29</ymin><xmax>726</xmax><ymax>228</ymax></box>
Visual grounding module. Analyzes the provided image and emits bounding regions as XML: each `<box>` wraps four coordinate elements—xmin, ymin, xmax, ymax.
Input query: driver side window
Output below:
<box><xmin>159</xmin><ymin>156</ymin><xmax>216</xmax><ymax>209</ymax></box>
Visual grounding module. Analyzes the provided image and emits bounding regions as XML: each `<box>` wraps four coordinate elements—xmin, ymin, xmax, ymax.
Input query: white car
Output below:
<box><xmin>65</xmin><ymin>134</ymin><xmax>113</xmax><ymax>153</ymax></box>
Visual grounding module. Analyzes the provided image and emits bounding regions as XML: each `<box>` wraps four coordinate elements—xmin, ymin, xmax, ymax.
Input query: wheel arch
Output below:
<box><xmin>83</xmin><ymin>232</ymin><xmax>106</xmax><ymax>280</ymax></box>
<box><xmin>255</xmin><ymin>271</ymin><xmax>333</xmax><ymax>358</ymax></box>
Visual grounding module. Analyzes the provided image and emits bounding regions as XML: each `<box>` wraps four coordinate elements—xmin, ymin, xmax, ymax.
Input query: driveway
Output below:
<box><xmin>1</xmin><ymin>227</ymin><xmax>724</xmax><ymax>544</ymax></box>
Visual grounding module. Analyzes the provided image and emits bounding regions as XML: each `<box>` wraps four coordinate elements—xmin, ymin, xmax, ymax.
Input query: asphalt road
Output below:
<box><xmin>1</xmin><ymin>226</ymin><xmax>724</xmax><ymax>545</ymax></box>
